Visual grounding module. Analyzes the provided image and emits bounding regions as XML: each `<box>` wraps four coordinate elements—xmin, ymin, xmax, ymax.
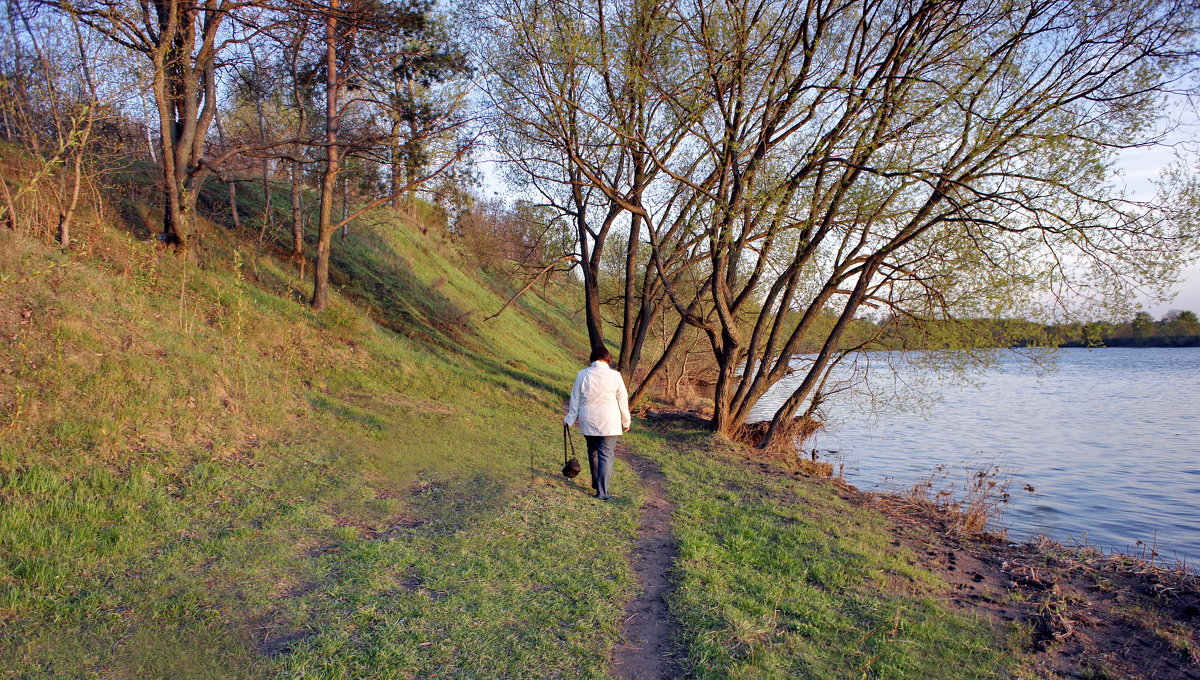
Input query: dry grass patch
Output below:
<box><xmin>731</xmin><ymin>416</ymin><xmax>832</xmax><ymax>475</ymax></box>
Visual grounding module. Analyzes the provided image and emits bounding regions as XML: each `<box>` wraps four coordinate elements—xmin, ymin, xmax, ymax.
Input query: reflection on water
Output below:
<box><xmin>752</xmin><ymin>347</ymin><xmax>1200</xmax><ymax>564</ymax></box>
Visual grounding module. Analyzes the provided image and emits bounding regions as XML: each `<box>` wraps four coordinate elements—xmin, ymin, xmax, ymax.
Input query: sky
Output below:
<box><xmin>1117</xmin><ymin>140</ymin><xmax>1200</xmax><ymax>318</ymax></box>
<box><xmin>1155</xmin><ymin>264</ymin><xmax>1200</xmax><ymax>317</ymax></box>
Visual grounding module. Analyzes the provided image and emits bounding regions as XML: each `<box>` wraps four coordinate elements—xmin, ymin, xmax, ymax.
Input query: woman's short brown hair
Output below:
<box><xmin>590</xmin><ymin>345</ymin><xmax>612</xmax><ymax>363</ymax></box>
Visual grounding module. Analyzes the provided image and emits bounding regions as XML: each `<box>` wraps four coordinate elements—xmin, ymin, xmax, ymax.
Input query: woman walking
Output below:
<box><xmin>564</xmin><ymin>346</ymin><xmax>631</xmax><ymax>500</ymax></box>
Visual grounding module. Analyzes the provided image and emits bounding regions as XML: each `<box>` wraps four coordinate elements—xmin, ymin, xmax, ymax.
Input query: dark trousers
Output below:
<box><xmin>584</xmin><ymin>435</ymin><xmax>616</xmax><ymax>499</ymax></box>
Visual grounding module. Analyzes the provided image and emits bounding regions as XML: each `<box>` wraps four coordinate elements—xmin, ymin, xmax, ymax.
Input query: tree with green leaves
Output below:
<box><xmin>1133</xmin><ymin>311</ymin><xmax>1158</xmax><ymax>339</ymax></box>
<box><xmin>479</xmin><ymin>0</ymin><xmax>1200</xmax><ymax>448</ymax></box>
<box><xmin>667</xmin><ymin>0</ymin><xmax>1199</xmax><ymax>447</ymax></box>
<box><xmin>472</xmin><ymin>0</ymin><xmax>711</xmax><ymax>381</ymax></box>
<box><xmin>1161</xmin><ymin>309</ymin><xmax>1200</xmax><ymax>337</ymax></box>
<box><xmin>367</xmin><ymin>1</ymin><xmax>472</xmax><ymax>212</ymax></box>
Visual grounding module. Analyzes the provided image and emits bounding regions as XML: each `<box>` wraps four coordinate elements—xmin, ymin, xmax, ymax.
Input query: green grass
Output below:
<box><xmin>626</xmin><ymin>427</ymin><xmax>1012</xmax><ymax>680</ymax></box>
<box><xmin>275</xmin><ymin>471</ymin><xmax>641</xmax><ymax>679</ymax></box>
<box><xmin>0</xmin><ymin>193</ymin><xmax>647</xmax><ymax>678</ymax></box>
<box><xmin>2</xmin><ymin>162</ymin><xmax>1029</xmax><ymax>678</ymax></box>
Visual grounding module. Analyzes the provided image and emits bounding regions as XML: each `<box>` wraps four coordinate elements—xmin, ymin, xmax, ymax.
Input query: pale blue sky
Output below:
<box><xmin>1116</xmin><ymin>141</ymin><xmax>1200</xmax><ymax>318</ymax></box>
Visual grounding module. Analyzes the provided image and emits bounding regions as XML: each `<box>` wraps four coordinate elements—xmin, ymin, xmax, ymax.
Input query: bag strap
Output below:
<box><xmin>563</xmin><ymin>423</ymin><xmax>576</xmax><ymax>462</ymax></box>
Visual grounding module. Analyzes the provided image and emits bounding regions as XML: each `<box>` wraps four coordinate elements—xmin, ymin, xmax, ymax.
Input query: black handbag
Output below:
<box><xmin>562</xmin><ymin>424</ymin><xmax>581</xmax><ymax>478</ymax></box>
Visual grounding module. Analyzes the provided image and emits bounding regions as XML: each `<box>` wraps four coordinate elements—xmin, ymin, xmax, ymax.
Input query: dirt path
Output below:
<box><xmin>611</xmin><ymin>447</ymin><xmax>681</xmax><ymax>680</ymax></box>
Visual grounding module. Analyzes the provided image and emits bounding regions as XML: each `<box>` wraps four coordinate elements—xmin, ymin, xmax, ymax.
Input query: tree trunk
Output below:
<box><xmin>144</xmin><ymin>123</ymin><xmax>156</xmax><ymax>163</ymax></box>
<box><xmin>228</xmin><ymin>180</ymin><xmax>241</xmax><ymax>230</ymax></box>
<box><xmin>390</xmin><ymin>123</ymin><xmax>403</xmax><ymax>211</ymax></box>
<box><xmin>259</xmin><ymin>158</ymin><xmax>272</xmax><ymax>242</ymax></box>
<box><xmin>290</xmin><ymin>161</ymin><xmax>304</xmax><ymax>258</ymax></box>
<box><xmin>157</xmin><ymin>108</ymin><xmax>187</xmax><ymax>251</ymax></box>
<box><xmin>571</xmin><ymin>172</ymin><xmax>606</xmax><ymax>349</ymax></box>
<box><xmin>618</xmin><ymin>210</ymin><xmax>641</xmax><ymax>373</ymax></box>
<box><xmin>757</xmin><ymin>260</ymin><xmax>880</xmax><ymax>450</ymax></box>
<box><xmin>151</xmin><ymin>3</ymin><xmax>196</xmax><ymax>257</ymax></box>
<box><xmin>162</xmin><ymin>182</ymin><xmax>189</xmax><ymax>252</ymax></box>
<box><xmin>404</xmin><ymin>75</ymin><xmax>419</xmax><ymax>209</ymax></box>
<box><xmin>251</xmin><ymin>49</ymin><xmax>273</xmax><ymax>244</ymax></box>
<box><xmin>709</xmin><ymin>344</ymin><xmax>740</xmax><ymax>434</ymax></box>
<box><xmin>313</xmin><ymin>169</ymin><xmax>336</xmax><ymax>309</ymax></box>
<box><xmin>629</xmin><ymin>310</ymin><xmax>689</xmax><ymax>407</ymax></box>
<box><xmin>312</xmin><ymin>0</ymin><xmax>341</xmax><ymax>311</ymax></box>
<box><xmin>340</xmin><ymin>174</ymin><xmax>349</xmax><ymax>239</ymax></box>
<box><xmin>287</xmin><ymin>24</ymin><xmax>310</xmax><ymax>262</ymax></box>
<box><xmin>56</xmin><ymin>168</ymin><xmax>69</xmax><ymax>246</ymax></box>
<box><xmin>582</xmin><ymin>262</ymin><xmax>605</xmax><ymax>349</ymax></box>
<box><xmin>214</xmin><ymin>111</ymin><xmax>239</xmax><ymax>231</ymax></box>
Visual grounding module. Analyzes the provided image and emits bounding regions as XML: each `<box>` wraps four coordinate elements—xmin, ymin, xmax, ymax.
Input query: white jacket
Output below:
<box><xmin>564</xmin><ymin>361</ymin><xmax>631</xmax><ymax>436</ymax></box>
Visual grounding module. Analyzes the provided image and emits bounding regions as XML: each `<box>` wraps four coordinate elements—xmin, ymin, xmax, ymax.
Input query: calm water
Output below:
<box><xmin>752</xmin><ymin>347</ymin><xmax>1200</xmax><ymax>564</ymax></box>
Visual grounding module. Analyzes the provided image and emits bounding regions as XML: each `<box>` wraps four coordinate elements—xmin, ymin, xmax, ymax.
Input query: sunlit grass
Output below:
<box><xmin>627</xmin><ymin>428</ymin><xmax>1011</xmax><ymax>680</ymax></box>
<box><xmin>0</xmin><ymin>189</ymin><xmax>637</xmax><ymax>678</ymax></box>
<box><xmin>2</xmin><ymin>168</ymin><xmax>1028</xmax><ymax>678</ymax></box>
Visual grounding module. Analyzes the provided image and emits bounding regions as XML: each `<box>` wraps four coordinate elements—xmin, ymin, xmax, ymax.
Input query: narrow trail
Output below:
<box><xmin>611</xmin><ymin>447</ymin><xmax>681</xmax><ymax>680</ymax></box>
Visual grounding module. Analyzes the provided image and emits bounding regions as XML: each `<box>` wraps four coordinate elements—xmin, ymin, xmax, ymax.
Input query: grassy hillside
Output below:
<box><xmin>0</xmin><ymin>179</ymin><xmax>643</xmax><ymax>678</ymax></box>
<box><xmin>8</xmin><ymin>162</ymin><xmax>1152</xmax><ymax>680</ymax></box>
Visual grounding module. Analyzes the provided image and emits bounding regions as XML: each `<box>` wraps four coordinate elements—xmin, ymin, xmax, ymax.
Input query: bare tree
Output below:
<box><xmin>0</xmin><ymin>1</ymin><xmax>111</xmax><ymax>246</ymax></box>
<box><xmin>473</xmin><ymin>0</ymin><xmax>704</xmax><ymax>366</ymax></box>
<box><xmin>280</xmin><ymin>15</ymin><xmax>319</xmax><ymax>261</ymax></box>
<box><xmin>474</xmin><ymin>0</ymin><xmax>619</xmax><ymax>347</ymax></box>
<box><xmin>51</xmin><ymin>0</ymin><xmax>274</xmax><ymax>256</ymax></box>
<box><xmin>654</xmin><ymin>0</ymin><xmax>1198</xmax><ymax>446</ymax></box>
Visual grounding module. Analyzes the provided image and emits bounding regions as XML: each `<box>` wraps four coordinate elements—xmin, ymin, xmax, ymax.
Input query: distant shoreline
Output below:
<box><xmin>1053</xmin><ymin>336</ymin><xmax>1200</xmax><ymax>348</ymax></box>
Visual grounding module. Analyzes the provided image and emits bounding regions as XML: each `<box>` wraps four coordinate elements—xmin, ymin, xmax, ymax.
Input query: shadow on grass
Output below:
<box><xmin>307</xmin><ymin>394</ymin><xmax>388</xmax><ymax>431</ymax></box>
<box><xmin>330</xmin><ymin>240</ymin><xmax>473</xmax><ymax>351</ymax></box>
<box><xmin>404</xmin><ymin>472</ymin><xmax>511</xmax><ymax>537</ymax></box>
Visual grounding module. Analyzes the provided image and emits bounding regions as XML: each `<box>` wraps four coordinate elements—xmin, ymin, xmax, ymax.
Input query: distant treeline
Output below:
<box><xmin>1083</xmin><ymin>335</ymin><xmax>1200</xmax><ymax>348</ymax></box>
<box><xmin>1025</xmin><ymin>310</ymin><xmax>1200</xmax><ymax>348</ymax></box>
<box><xmin>807</xmin><ymin>309</ymin><xmax>1200</xmax><ymax>353</ymax></box>
<box><xmin>927</xmin><ymin>310</ymin><xmax>1200</xmax><ymax>349</ymax></box>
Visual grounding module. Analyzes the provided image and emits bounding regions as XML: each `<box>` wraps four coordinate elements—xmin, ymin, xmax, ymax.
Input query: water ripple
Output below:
<box><xmin>754</xmin><ymin>347</ymin><xmax>1200</xmax><ymax>563</ymax></box>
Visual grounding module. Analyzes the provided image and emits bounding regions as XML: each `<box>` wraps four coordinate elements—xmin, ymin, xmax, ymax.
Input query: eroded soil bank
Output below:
<box><xmin>868</xmin><ymin>490</ymin><xmax>1200</xmax><ymax>679</ymax></box>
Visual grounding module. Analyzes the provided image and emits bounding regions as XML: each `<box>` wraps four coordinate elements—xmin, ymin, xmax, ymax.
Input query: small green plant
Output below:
<box><xmin>131</xmin><ymin>236</ymin><xmax>159</xmax><ymax>291</ymax></box>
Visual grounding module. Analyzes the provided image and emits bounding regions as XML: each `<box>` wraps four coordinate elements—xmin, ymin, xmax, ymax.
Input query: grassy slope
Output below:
<box><xmin>2</xmin><ymin>165</ymin><xmax>1025</xmax><ymax>679</ymax></box>
<box><xmin>0</xmin><ymin>190</ymin><xmax>640</xmax><ymax>678</ymax></box>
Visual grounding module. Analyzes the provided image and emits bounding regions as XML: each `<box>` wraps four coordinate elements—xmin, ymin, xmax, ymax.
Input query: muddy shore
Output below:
<box><xmin>754</xmin><ymin>456</ymin><xmax>1200</xmax><ymax>677</ymax></box>
<box><xmin>866</xmin><ymin>488</ymin><xmax>1200</xmax><ymax>679</ymax></box>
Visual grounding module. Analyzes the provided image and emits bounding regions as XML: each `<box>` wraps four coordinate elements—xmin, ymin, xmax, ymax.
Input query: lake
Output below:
<box><xmin>750</xmin><ymin>347</ymin><xmax>1200</xmax><ymax>565</ymax></box>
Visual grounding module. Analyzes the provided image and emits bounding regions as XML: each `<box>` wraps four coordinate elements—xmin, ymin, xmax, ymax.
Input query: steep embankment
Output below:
<box><xmin>0</xmin><ymin>189</ymin><xmax>640</xmax><ymax>678</ymax></box>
